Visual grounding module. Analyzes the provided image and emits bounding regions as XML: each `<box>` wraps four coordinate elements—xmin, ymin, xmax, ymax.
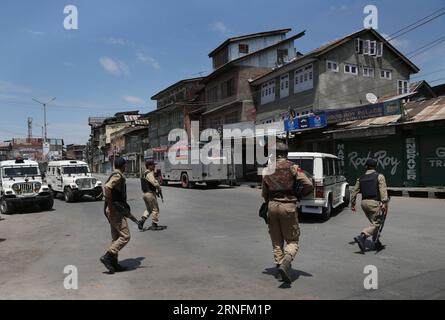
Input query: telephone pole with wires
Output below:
<box><xmin>32</xmin><ymin>97</ymin><xmax>56</xmax><ymax>143</ymax></box>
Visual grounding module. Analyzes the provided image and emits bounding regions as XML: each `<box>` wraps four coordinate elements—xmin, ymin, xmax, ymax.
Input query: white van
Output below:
<box><xmin>288</xmin><ymin>152</ymin><xmax>350</xmax><ymax>220</ymax></box>
<box><xmin>46</xmin><ymin>160</ymin><xmax>103</xmax><ymax>202</ymax></box>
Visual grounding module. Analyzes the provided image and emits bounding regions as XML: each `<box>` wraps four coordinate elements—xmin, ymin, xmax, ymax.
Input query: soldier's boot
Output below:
<box><xmin>138</xmin><ymin>217</ymin><xmax>147</xmax><ymax>231</ymax></box>
<box><xmin>374</xmin><ymin>240</ymin><xmax>385</xmax><ymax>252</ymax></box>
<box><xmin>278</xmin><ymin>255</ymin><xmax>293</xmax><ymax>284</ymax></box>
<box><xmin>112</xmin><ymin>256</ymin><xmax>128</xmax><ymax>272</ymax></box>
<box><xmin>275</xmin><ymin>264</ymin><xmax>282</xmax><ymax>280</ymax></box>
<box><xmin>100</xmin><ymin>251</ymin><xmax>116</xmax><ymax>273</ymax></box>
<box><xmin>151</xmin><ymin>222</ymin><xmax>162</xmax><ymax>231</ymax></box>
<box><xmin>354</xmin><ymin>233</ymin><xmax>367</xmax><ymax>252</ymax></box>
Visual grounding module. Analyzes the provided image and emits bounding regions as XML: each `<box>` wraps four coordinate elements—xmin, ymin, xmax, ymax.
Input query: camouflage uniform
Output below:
<box><xmin>142</xmin><ymin>169</ymin><xmax>161</xmax><ymax>224</ymax></box>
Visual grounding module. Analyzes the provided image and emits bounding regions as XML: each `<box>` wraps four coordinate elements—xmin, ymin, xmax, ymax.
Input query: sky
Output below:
<box><xmin>0</xmin><ymin>0</ymin><xmax>444</xmax><ymax>144</ymax></box>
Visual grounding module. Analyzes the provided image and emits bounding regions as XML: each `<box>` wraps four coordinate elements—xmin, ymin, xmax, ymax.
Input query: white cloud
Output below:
<box><xmin>24</xmin><ymin>29</ymin><xmax>45</xmax><ymax>36</ymax></box>
<box><xmin>99</xmin><ymin>57</ymin><xmax>129</xmax><ymax>76</ymax></box>
<box><xmin>105</xmin><ymin>38</ymin><xmax>131</xmax><ymax>46</ymax></box>
<box><xmin>209</xmin><ymin>21</ymin><xmax>231</xmax><ymax>36</ymax></box>
<box><xmin>136</xmin><ymin>52</ymin><xmax>160</xmax><ymax>70</ymax></box>
<box><xmin>123</xmin><ymin>96</ymin><xmax>145</xmax><ymax>104</ymax></box>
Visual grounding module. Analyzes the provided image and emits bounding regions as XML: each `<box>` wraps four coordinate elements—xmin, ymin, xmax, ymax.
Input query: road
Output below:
<box><xmin>0</xmin><ymin>177</ymin><xmax>444</xmax><ymax>300</ymax></box>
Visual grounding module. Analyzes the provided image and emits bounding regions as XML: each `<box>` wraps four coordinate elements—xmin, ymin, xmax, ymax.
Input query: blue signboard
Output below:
<box><xmin>284</xmin><ymin>114</ymin><xmax>327</xmax><ymax>132</ymax></box>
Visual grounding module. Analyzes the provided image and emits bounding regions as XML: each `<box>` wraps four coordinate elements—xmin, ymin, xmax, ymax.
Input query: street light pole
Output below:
<box><xmin>32</xmin><ymin>97</ymin><xmax>56</xmax><ymax>143</ymax></box>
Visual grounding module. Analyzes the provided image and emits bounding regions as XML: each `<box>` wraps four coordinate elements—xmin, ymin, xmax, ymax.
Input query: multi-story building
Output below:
<box><xmin>146</xmin><ymin>77</ymin><xmax>204</xmax><ymax>152</ymax></box>
<box><xmin>250</xmin><ymin>28</ymin><xmax>420</xmax><ymax>125</ymax></box>
<box><xmin>66</xmin><ymin>144</ymin><xmax>86</xmax><ymax>161</ymax></box>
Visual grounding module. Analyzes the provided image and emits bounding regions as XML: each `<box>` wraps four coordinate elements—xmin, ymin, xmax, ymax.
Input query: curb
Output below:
<box><xmin>388</xmin><ymin>189</ymin><xmax>445</xmax><ymax>199</ymax></box>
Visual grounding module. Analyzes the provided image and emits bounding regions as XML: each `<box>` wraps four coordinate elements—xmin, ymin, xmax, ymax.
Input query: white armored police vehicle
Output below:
<box><xmin>46</xmin><ymin>160</ymin><xmax>103</xmax><ymax>202</ymax></box>
<box><xmin>0</xmin><ymin>157</ymin><xmax>54</xmax><ymax>214</ymax></box>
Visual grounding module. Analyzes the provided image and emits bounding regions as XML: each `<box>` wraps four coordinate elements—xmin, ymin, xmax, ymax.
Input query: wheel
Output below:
<box><xmin>343</xmin><ymin>186</ymin><xmax>351</xmax><ymax>207</ymax></box>
<box><xmin>161</xmin><ymin>179</ymin><xmax>168</xmax><ymax>186</ymax></box>
<box><xmin>64</xmin><ymin>188</ymin><xmax>75</xmax><ymax>203</ymax></box>
<box><xmin>0</xmin><ymin>198</ymin><xmax>14</xmax><ymax>215</ymax></box>
<box><xmin>40</xmin><ymin>197</ymin><xmax>54</xmax><ymax>211</ymax></box>
<box><xmin>181</xmin><ymin>173</ymin><xmax>191</xmax><ymax>189</ymax></box>
<box><xmin>321</xmin><ymin>197</ymin><xmax>332</xmax><ymax>221</ymax></box>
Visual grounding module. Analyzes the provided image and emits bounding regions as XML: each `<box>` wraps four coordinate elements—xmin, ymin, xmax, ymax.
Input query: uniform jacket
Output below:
<box><xmin>351</xmin><ymin>169</ymin><xmax>388</xmax><ymax>206</ymax></box>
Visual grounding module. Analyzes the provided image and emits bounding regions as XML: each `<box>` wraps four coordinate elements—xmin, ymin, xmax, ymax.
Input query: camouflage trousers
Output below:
<box><xmin>105</xmin><ymin>207</ymin><xmax>131</xmax><ymax>255</ymax></box>
<box><xmin>142</xmin><ymin>192</ymin><xmax>160</xmax><ymax>223</ymax></box>
<box><xmin>268</xmin><ymin>200</ymin><xmax>300</xmax><ymax>265</ymax></box>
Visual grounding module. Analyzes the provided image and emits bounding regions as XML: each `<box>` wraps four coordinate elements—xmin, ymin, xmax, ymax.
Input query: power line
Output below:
<box><xmin>388</xmin><ymin>5</ymin><xmax>445</xmax><ymax>39</ymax></box>
<box><xmin>388</xmin><ymin>10</ymin><xmax>445</xmax><ymax>41</ymax></box>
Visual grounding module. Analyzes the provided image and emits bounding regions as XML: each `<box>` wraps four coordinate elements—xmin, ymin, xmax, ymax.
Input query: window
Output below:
<box><xmin>369</xmin><ymin>41</ymin><xmax>377</xmax><ymax>56</ymax></box>
<box><xmin>207</xmin><ymin>86</ymin><xmax>218</xmax><ymax>102</ymax></box>
<box><xmin>280</xmin><ymin>74</ymin><xmax>289</xmax><ymax>98</ymax></box>
<box><xmin>260</xmin><ymin>80</ymin><xmax>276</xmax><ymax>105</ymax></box>
<box><xmin>355</xmin><ymin>38</ymin><xmax>363</xmax><ymax>54</ymax></box>
<box><xmin>277</xmin><ymin>49</ymin><xmax>289</xmax><ymax>64</ymax></box>
<box><xmin>239</xmin><ymin>44</ymin><xmax>249</xmax><ymax>54</ymax></box>
<box><xmin>363</xmin><ymin>67</ymin><xmax>375</xmax><ymax>78</ymax></box>
<box><xmin>326</xmin><ymin>60</ymin><xmax>339</xmax><ymax>72</ymax></box>
<box><xmin>398</xmin><ymin>80</ymin><xmax>409</xmax><ymax>95</ymax></box>
<box><xmin>363</xmin><ymin>40</ymin><xmax>370</xmax><ymax>55</ymax></box>
<box><xmin>380</xmin><ymin>69</ymin><xmax>392</xmax><ymax>80</ymax></box>
<box><xmin>344</xmin><ymin>63</ymin><xmax>358</xmax><ymax>75</ymax></box>
<box><xmin>294</xmin><ymin>64</ymin><xmax>313</xmax><ymax>93</ymax></box>
<box><xmin>221</xmin><ymin>78</ymin><xmax>235</xmax><ymax>98</ymax></box>
<box><xmin>376</xmin><ymin>42</ymin><xmax>383</xmax><ymax>57</ymax></box>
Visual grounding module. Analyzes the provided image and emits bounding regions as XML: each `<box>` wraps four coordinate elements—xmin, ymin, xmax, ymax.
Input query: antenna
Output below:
<box><xmin>27</xmin><ymin>117</ymin><xmax>33</xmax><ymax>139</ymax></box>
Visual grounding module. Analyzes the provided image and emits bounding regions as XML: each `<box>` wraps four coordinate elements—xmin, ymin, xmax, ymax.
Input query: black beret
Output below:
<box><xmin>114</xmin><ymin>157</ymin><xmax>127</xmax><ymax>169</ymax></box>
<box><xmin>366</xmin><ymin>159</ymin><xmax>377</xmax><ymax>168</ymax></box>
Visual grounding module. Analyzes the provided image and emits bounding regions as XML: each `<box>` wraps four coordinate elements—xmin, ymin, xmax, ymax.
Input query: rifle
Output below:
<box><xmin>109</xmin><ymin>202</ymin><xmax>140</xmax><ymax>226</ymax></box>
<box><xmin>157</xmin><ymin>189</ymin><xmax>164</xmax><ymax>203</ymax></box>
<box><xmin>373</xmin><ymin>199</ymin><xmax>390</xmax><ymax>250</ymax></box>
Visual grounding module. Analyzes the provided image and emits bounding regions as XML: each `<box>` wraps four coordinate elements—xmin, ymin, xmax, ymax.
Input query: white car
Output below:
<box><xmin>288</xmin><ymin>152</ymin><xmax>350</xmax><ymax>220</ymax></box>
<box><xmin>46</xmin><ymin>160</ymin><xmax>103</xmax><ymax>202</ymax></box>
<box><xmin>0</xmin><ymin>158</ymin><xmax>54</xmax><ymax>214</ymax></box>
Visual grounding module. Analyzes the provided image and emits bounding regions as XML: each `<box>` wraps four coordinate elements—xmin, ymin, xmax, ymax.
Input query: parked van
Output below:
<box><xmin>288</xmin><ymin>152</ymin><xmax>350</xmax><ymax>220</ymax></box>
<box><xmin>46</xmin><ymin>160</ymin><xmax>103</xmax><ymax>202</ymax></box>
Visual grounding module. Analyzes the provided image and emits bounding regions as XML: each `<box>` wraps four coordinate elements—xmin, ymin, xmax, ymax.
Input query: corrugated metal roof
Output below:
<box><xmin>338</xmin><ymin>97</ymin><xmax>445</xmax><ymax>130</ymax></box>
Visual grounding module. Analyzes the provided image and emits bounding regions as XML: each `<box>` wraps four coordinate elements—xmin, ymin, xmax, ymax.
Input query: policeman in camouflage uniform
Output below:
<box><xmin>262</xmin><ymin>141</ymin><xmax>314</xmax><ymax>284</ymax></box>
<box><xmin>100</xmin><ymin>157</ymin><xmax>133</xmax><ymax>273</ymax></box>
<box><xmin>351</xmin><ymin>159</ymin><xmax>389</xmax><ymax>252</ymax></box>
<box><xmin>138</xmin><ymin>160</ymin><xmax>163</xmax><ymax>231</ymax></box>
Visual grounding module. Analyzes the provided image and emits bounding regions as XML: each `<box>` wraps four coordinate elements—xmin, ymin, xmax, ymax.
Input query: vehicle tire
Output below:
<box><xmin>40</xmin><ymin>197</ymin><xmax>54</xmax><ymax>211</ymax></box>
<box><xmin>0</xmin><ymin>198</ymin><xmax>13</xmax><ymax>215</ymax></box>
<box><xmin>161</xmin><ymin>179</ymin><xmax>168</xmax><ymax>186</ymax></box>
<box><xmin>321</xmin><ymin>196</ymin><xmax>333</xmax><ymax>221</ymax></box>
<box><xmin>181</xmin><ymin>173</ymin><xmax>191</xmax><ymax>189</ymax></box>
<box><xmin>64</xmin><ymin>188</ymin><xmax>75</xmax><ymax>203</ymax></box>
<box><xmin>343</xmin><ymin>186</ymin><xmax>351</xmax><ymax>207</ymax></box>
<box><xmin>206</xmin><ymin>181</ymin><xmax>220</xmax><ymax>188</ymax></box>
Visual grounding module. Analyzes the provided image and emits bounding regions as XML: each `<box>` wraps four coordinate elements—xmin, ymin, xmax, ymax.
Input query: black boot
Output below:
<box><xmin>112</xmin><ymin>256</ymin><xmax>128</xmax><ymax>272</ymax></box>
<box><xmin>138</xmin><ymin>217</ymin><xmax>146</xmax><ymax>231</ymax></box>
<box><xmin>151</xmin><ymin>222</ymin><xmax>161</xmax><ymax>231</ymax></box>
<box><xmin>100</xmin><ymin>251</ymin><xmax>116</xmax><ymax>273</ymax></box>
<box><xmin>278</xmin><ymin>255</ymin><xmax>292</xmax><ymax>284</ymax></box>
<box><xmin>374</xmin><ymin>240</ymin><xmax>385</xmax><ymax>252</ymax></box>
<box><xmin>354</xmin><ymin>233</ymin><xmax>367</xmax><ymax>252</ymax></box>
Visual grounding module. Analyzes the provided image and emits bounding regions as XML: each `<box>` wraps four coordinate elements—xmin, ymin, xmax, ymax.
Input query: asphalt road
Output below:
<box><xmin>0</xmin><ymin>177</ymin><xmax>444</xmax><ymax>300</ymax></box>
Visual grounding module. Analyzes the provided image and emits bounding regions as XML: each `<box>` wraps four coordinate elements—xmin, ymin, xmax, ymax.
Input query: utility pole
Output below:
<box><xmin>32</xmin><ymin>97</ymin><xmax>56</xmax><ymax>143</ymax></box>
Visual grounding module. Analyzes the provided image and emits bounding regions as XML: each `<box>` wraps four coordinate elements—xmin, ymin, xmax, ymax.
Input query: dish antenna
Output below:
<box><xmin>366</xmin><ymin>93</ymin><xmax>378</xmax><ymax>104</ymax></box>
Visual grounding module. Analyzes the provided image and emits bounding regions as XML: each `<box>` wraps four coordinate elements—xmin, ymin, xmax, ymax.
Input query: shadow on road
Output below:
<box><xmin>263</xmin><ymin>266</ymin><xmax>313</xmax><ymax>289</ymax></box>
<box><xmin>120</xmin><ymin>257</ymin><xmax>145</xmax><ymax>271</ymax></box>
<box><xmin>0</xmin><ymin>238</ymin><xmax>6</xmax><ymax>243</ymax></box>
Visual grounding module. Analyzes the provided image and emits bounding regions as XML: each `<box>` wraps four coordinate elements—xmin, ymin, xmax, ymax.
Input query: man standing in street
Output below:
<box><xmin>351</xmin><ymin>159</ymin><xmax>389</xmax><ymax>252</ymax></box>
<box><xmin>100</xmin><ymin>157</ymin><xmax>132</xmax><ymax>273</ymax></box>
<box><xmin>138</xmin><ymin>160</ymin><xmax>163</xmax><ymax>231</ymax></box>
<box><xmin>261</xmin><ymin>141</ymin><xmax>314</xmax><ymax>284</ymax></box>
